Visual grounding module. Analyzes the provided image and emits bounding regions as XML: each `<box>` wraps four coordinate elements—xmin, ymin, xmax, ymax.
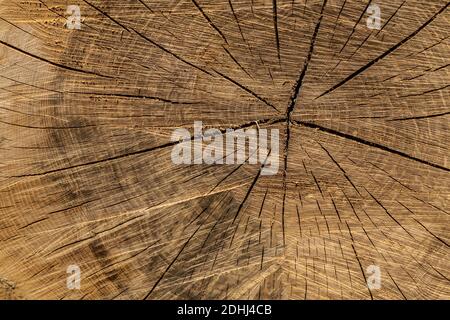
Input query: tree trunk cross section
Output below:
<box><xmin>0</xmin><ymin>0</ymin><xmax>448</xmax><ymax>300</ymax></box>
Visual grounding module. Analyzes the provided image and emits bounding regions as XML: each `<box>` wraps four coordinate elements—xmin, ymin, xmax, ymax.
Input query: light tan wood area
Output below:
<box><xmin>0</xmin><ymin>0</ymin><xmax>448</xmax><ymax>299</ymax></box>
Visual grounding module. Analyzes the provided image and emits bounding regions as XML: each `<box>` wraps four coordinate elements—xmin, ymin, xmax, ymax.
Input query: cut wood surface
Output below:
<box><xmin>0</xmin><ymin>0</ymin><xmax>449</xmax><ymax>300</ymax></box>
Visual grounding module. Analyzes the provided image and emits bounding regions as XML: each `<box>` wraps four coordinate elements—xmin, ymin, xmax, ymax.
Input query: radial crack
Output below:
<box><xmin>191</xmin><ymin>0</ymin><xmax>229</xmax><ymax>45</ymax></box>
<box><xmin>281</xmin><ymin>0</ymin><xmax>327</xmax><ymax>246</ymax></box>
<box><xmin>317</xmin><ymin>3</ymin><xmax>449</xmax><ymax>98</ymax></box>
<box><xmin>294</xmin><ymin>120</ymin><xmax>450</xmax><ymax>172</ymax></box>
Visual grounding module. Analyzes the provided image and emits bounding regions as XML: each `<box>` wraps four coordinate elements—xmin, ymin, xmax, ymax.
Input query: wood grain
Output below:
<box><xmin>0</xmin><ymin>0</ymin><xmax>448</xmax><ymax>300</ymax></box>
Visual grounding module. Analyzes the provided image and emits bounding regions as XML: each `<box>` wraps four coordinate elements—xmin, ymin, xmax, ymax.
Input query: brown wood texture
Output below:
<box><xmin>0</xmin><ymin>0</ymin><xmax>449</xmax><ymax>300</ymax></box>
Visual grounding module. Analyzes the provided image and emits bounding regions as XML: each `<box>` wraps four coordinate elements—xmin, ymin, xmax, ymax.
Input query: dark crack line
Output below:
<box><xmin>387</xmin><ymin>111</ymin><xmax>450</xmax><ymax>122</ymax></box>
<box><xmin>231</xmin><ymin>149</ymin><xmax>272</xmax><ymax>225</ymax></box>
<box><xmin>351</xmin><ymin>244</ymin><xmax>374</xmax><ymax>300</ymax></box>
<box><xmin>331</xmin><ymin>0</ymin><xmax>346</xmax><ymax>40</ymax></box>
<box><xmin>348</xmin><ymin>31</ymin><xmax>372</xmax><ymax>59</ymax></box>
<box><xmin>317</xmin><ymin>142</ymin><xmax>362</xmax><ymax>196</ymax></box>
<box><xmin>317</xmin><ymin>3</ymin><xmax>449</xmax><ymax>99</ymax></box>
<box><xmin>212</xmin><ymin>69</ymin><xmax>280</xmax><ymax>113</ymax></box>
<box><xmin>0</xmin><ymin>74</ymin><xmax>62</xmax><ymax>94</ymax></box>
<box><xmin>191</xmin><ymin>0</ymin><xmax>229</xmax><ymax>45</ymax></box>
<box><xmin>144</xmin><ymin>194</ymin><xmax>225</xmax><ymax>299</ymax></box>
<box><xmin>405</xmin><ymin>35</ymin><xmax>449</xmax><ymax>58</ymax></box>
<box><xmin>285</xmin><ymin>0</ymin><xmax>326</xmax><ymax>121</ymax></box>
<box><xmin>66</xmin><ymin>91</ymin><xmax>197</xmax><ymax>104</ymax></box>
<box><xmin>363</xmin><ymin>186</ymin><xmax>415</xmax><ymax>239</ymax></box>
<box><xmin>207</xmin><ymin>145</ymin><xmax>260</xmax><ymax>194</ymax></box>
<box><xmin>82</xmin><ymin>0</ymin><xmax>212</xmax><ymax>76</ymax></box>
<box><xmin>399</xmin><ymin>84</ymin><xmax>450</xmax><ymax>98</ymax></box>
<box><xmin>129</xmin><ymin>27</ymin><xmax>213</xmax><ymax>76</ymax></box>
<box><xmin>338</xmin><ymin>0</ymin><xmax>373</xmax><ymax>54</ymax></box>
<box><xmin>272</xmin><ymin>0</ymin><xmax>281</xmax><ymax>61</ymax></box>
<box><xmin>0</xmin><ymin>40</ymin><xmax>111</xmax><ymax>78</ymax></box>
<box><xmin>137</xmin><ymin>0</ymin><xmax>154</xmax><ymax>13</ymax></box>
<box><xmin>281</xmin><ymin>0</ymin><xmax>326</xmax><ymax>246</ymax></box>
<box><xmin>258</xmin><ymin>189</ymin><xmax>268</xmax><ymax>218</ymax></box>
<box><xmin>411</xmin><ymin>195</ymin><xmax>449</xmax><ymax>215</ymax></box>
<box><xmin>0</xmin><ymin>16</ymin><xmax>42</xmax><ymax>40</ymax></box>
<box><xmin>222</xmin><ymin>46</ymin><xmax>253</xmax><ymax>79</ymax></box>
<box><xmin>1</xmin><ymin>75</ymin><xmax>196</xmax><ymax>104</ymax></box>
<box><xmin>143</xmin><ymin>224</ymin><xmax>203</xmax><ymax>299</ymax></box>
<box><xmin>369</xmin><ymin>162</ymin><xmax>416</xmax><ymax>192</ymax></box>
<box><xmin>12</xmin><ymin>117</ymin><xmax>284</xmax><ymax>178</ymax></box>
<box><xmin>412</xmin><ymin>218</ymin><xmax>449</xmax><ymax>248</ymax></box>
<box><xmin>387</xmin><ymin>271</ymin><xmax>407</xmax><ymax>300</ymax></box>
<box><xmin>228</xmin><ymin>0</ymin><xmax>250</xmax><ymax>52</ymax></box>
<box><xmin>293</xmin><ymin>120</ymin><xmax>450</xmax><ymax>172</ymax></box>
<box><xmin>37</xmin><ymin>0</ymin><xmax>98</xmax><ymax>31</ymax></box>
<box><xmin>375</xmin><ymin>0</ymin><xmax>406</xmax><ymax>37</ymax></box>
